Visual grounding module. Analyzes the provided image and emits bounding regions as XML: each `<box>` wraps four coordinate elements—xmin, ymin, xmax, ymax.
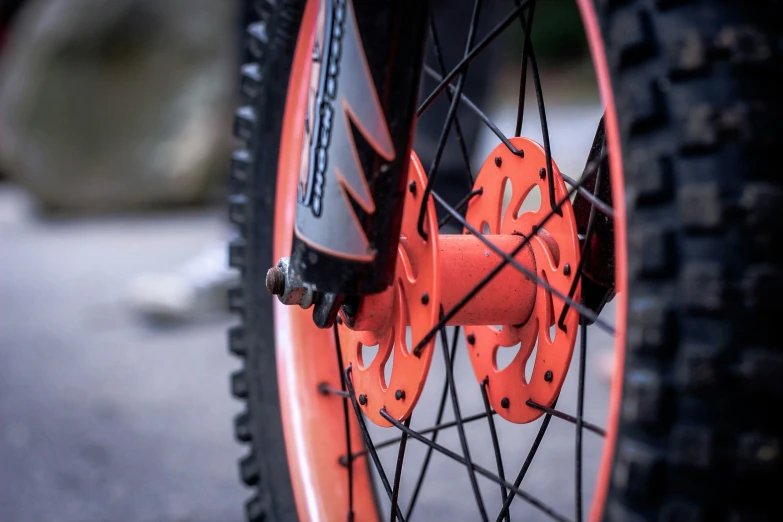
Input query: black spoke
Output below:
<box><xmin>418</xmin><ymin>0</ymin><xmax>532</xmax><ymax>117</ymax></box>
<box><xmin>481</xmin><ymin>379</ymin><xmax>509</xmax><ymax>522</ymax></box>
<box><xmin>405</xmin><ymin>326</ymin><xmax>461</xmax><ymax>520</ymax></box>
<box><xmin>343</xmin><ymin>409</ymin><xmax>496</xmax><ymax>465</ymax></box>
<box><xmin>344</xmin><ymin>366</ymin><xmax>407</xmax><ymax>522</ymax></box>
<box><xmin>438</xmin><ymin>316</ymin><xmax>488</xmax><ymax>521</ymax></box>
<box><xmin>513</xmin><ymin>0</ymin><xmax>536</xmax><ymax>136</ymax></box>
<box><xmin>428</xmin><ymin>9</ymin><xmax>475</xmax><ymax>191</ymax></box>
<box><xmin>334</xmin><ymin>326</ymin><xmax>355</xmax><ymax>521</ymax></box>
<box><xmin>412</xmin><ymin>155</ymin><xmax>609</xmax><ymax>357</ymax></box>
<box><xmin>525</xmin><ymin>400</ymin><xmax>606</xmax><ymax>437</ymax></box>
<box><xmin>575</xmin><ymin>317</ymin><xmax>587</xmax><ymax>522</ymax></box>
<box><xmin>379</xmin><ymin>408</ymin><xmax>570</xmax><ymax>522</ymax></box>
<box><xmin>423</xmin><ymin>65</ymin><xmax>524</xmax><ymax>158</ymax></box>
<box><xmin>432</xmin><ymin>190</ymin><xmax>612</xmax><ymax>331</ymax></box>
<box><xmin>561</xmin><ymin>173</ymin><xmax>614</xmax><ymax>218</ymax></box>
<box><xmin>390</xmin><ymin>417</ymin><xmax>412</xmax><ymax>522</ymax></box>
<box><xmin>494</xmin><ymin>400</ymin><xmax>556</xmax><ymax>522</ymax></box>
<box><xmin>424</xmin><ymin>65</ymin><xmax>615</xmax><ymax>219</ymax></box>
<box><xmin>319</xmin><ymin>382</ymin><xmax>351</xmax><ymax>398</ymax></box>
<box><xmin>438</xmin><ymin>188</ymin><xmax>484</xmax><ymax>229</ymax></box>
<box><xmin>514</xmin><ymin>9</ymin><xmax>558</xmax><ymax>215</ymax></box>
<box><xmin>417</xmin><ymin>0</ymin><xmax>484</xmax><ymax>240</ymax></box>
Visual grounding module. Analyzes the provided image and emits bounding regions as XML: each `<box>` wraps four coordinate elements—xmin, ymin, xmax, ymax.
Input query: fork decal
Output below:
<box><xmin>295</xmin><ymin>0</ymin><xmax>395</xmax><ymax>262</ymax></box>
<box><xmin>290</xmin><ymin>0</ymin><xmax>429</xmax><ymax>294</ymax></box>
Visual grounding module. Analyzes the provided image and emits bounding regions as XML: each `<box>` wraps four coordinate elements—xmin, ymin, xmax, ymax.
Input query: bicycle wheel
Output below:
<box><xmin>228</xmin><ymin>1</ymin><xmax>783</xmax><ymax>520</ymax></box>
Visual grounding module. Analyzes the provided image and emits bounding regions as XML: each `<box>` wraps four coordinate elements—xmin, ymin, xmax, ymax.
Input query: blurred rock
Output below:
<box><xmin>0</xmin><ymin>0</ymin><xmax>236</xmax><ymax>213</ymax></box>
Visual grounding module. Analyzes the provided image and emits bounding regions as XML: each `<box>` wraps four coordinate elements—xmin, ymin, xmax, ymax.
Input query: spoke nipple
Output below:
<box><xmin>564</xmin><ymin>264</ymin><xmax>571</xmax><ymax>276</ymax></box>
<box><xmin>467</xmin><ymin>333</ymin><xmax>475</xmax><ymax>345</ymax></box>
<box><xmin>544</xmin><ymin>370</ymin><xmax>553</xmax><ymax>382</ymax></box>
<box><xmin>421</xmin><ymin>292</ymin><xmax>429</xmax><ymax>305</ymax></box>
<box><xmin>358</xmin><ymin>394</ymin><xmax>367</xmax><ymax>406</ymax></box>
<box><xmin>501</xmin><ymin>397</ymin><xmax>510</xmax><ymax>409</ymax></box>
<box><xmin>395</xmin><ymin>389</ymin><xmax>405</xmax><ymax>400</ymax></box>
<box><xmin>539</xmin><ymin>167</ymin><xmax>546</xmax><ymax>180</ymax></box>
<box><xmin>494</xmin><ymin>156</ymin><xmax>502</xmax><ymax>167</ymax></box>
<box><xmin>338</xmin><ymin>455</ymin><xmax>350</xmax><ymax>467</ymax></box>
<box><xmin>409</xmin><ymin>180</ymin><xmax>417</xmax><ymax>195</ymax></box>
<box><xmin>265</xmin><ymin>267</ymin><xmax>285</xmax><ymax>295</ymax></box>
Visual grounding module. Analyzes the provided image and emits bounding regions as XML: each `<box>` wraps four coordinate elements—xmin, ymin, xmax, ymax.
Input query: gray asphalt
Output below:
<box><xmin>0</xmin><ymin>103</ymin><xmax>614</xmax><ymax>522</ymax></box>
<box><xmin>0</xmin><ymin>190</ymin><xmax>245</xmax><ymax>522</ymax></box>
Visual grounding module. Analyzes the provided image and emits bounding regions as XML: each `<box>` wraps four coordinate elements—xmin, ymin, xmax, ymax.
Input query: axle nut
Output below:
<box><xmin>266</xmin><ymin>267</ymin><xmax>285</xmax><ymax>295</ymax></box>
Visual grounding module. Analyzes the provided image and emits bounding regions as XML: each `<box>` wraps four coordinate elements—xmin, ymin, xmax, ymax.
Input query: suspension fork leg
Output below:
<box><xmin>290</xmin><ymin>0</ymin><xmax>430</xmax><ymax>296</ymax></box>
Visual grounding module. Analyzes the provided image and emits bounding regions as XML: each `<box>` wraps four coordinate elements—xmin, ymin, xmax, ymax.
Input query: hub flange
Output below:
<box><xmin>337</xmin><ymin>152</ymin><xmax>440</xmax><ymax>427</ymax></box>
<box><xmin>463</xmin><ymin>137</ymin><xmax>581</xmax><ymax>423</ymax></box>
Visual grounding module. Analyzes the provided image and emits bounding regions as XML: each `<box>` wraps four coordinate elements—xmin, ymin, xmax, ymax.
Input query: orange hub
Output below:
<box><xmin>344</xmin><ymin>233</ymin><xmax>538</xmax><ymax>330</ymax></box>
<box><xmin>338</xmin><ymin>152</ymin><xmax>441</xmax><ymax>427</ymax></box>
<box><xmin>464</xmin><ymin>137</ymin><xmax>581</xmax><ymax>424</ymax></box>
<box><xmin>341</xmin><ymin>137</ymin><xmax>581</xmax><ymax>427</ymax></box>
<box><xmin>273</xmin><ymin>1</ymin><xmax>624</xmax><ymax>520</ymax></box>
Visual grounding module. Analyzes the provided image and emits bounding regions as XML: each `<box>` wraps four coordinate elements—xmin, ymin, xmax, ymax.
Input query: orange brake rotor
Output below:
<box><xmin>464</xmin><ymin>137</ymin><xmax>581</xmax><ymax>424</ymax></box>
<box><xmin>338</xmin><ymin>152</ymin><xmax>440</xmax><ymax>427</ymax></box>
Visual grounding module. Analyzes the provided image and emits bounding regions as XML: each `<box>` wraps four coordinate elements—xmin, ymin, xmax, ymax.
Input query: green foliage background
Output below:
<box><xmin>512</xmin><ymin>0</ymin><xmax>588</xmax><ymax>64</ymax></box>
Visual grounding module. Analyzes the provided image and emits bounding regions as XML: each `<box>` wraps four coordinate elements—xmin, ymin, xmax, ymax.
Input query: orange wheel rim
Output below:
<box><xmin>577</xmin><ymin>1</ymin><xmax>628</xmax><ymax>520</ymax></box>
<box><xmin>267</xmin><ymin>1</ymin><xmax>628</xmax><ymax>521</ymax></box>
<box><xmin>274</xmin><ymin>1</ymin><xmax>378</xmax><ymax>520</ymax></box>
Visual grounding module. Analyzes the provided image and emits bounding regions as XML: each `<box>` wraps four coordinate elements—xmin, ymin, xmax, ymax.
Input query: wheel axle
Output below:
<box><xmin>341</xmin><ymin>234</ymin><xmax>537</xmax><ymax>330</ymax></box>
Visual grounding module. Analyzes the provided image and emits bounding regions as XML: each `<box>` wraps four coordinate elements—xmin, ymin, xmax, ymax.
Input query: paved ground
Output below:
<box><xmin>0</xmin><ymin>103</ymin><xmax>613</xmax><ymax>522</ymax></box>
<box><xmin>0</xmin><ymin>190</ymin><xmax>245</xmax><ymax>522</ymax></box>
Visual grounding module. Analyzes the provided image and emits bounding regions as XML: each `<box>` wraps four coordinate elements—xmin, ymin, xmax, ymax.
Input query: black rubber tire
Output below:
<box><xmin>597</xmin><ymin>0</ymin><xmax>783</xmax><ymax>520</ymax></box>
<box><xmin>229</xmin><ymin>0</ymin><xmax>783</xmax><ymax>521</ymax></box>
<box><xmin>228</xmin><ymin>1</ymin><xmax>305</xmax><ymax>520</ymax></box>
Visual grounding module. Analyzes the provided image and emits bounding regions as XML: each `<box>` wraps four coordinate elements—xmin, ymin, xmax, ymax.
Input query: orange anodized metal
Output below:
<box><xmin>338</xmin><ymin>152</ymin><xmax>440</xmax><ymax>427</ymax></box>
<box><xmin>576</xmin><ymin>1</ymin><xmax>628</xmax><ymax>520</ymax></box>
<box><xmin>346</xmin><ymin>234</ymin><xmax>538</xmax><ymax>329</ymax></box>
<box><xmin>440</xmin><ymin>234</ymin><xmax>538</xmax><ymax>325</ymax></box>
<box><xmin>341</xmin><ymin>138</ymin><xmax>581</xmax><ymax>428</ymax></box>
<box><xmin>340</xmin><ymin>137</ymin><xmax>582</xmax><ymax>428</ymax></box>
<box><xmin>463</xmin><ymin>137</ymin><xmax>582</xmax><ymax>424</ymax></box>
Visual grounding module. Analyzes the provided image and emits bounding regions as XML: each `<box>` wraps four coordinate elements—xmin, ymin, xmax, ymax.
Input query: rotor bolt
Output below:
<box><xmin>409</xmin><ymin>180</ymin><xmax>417</xmax><ymax>194</ymax></box>
<box><xmin>500</xmin><ymin>397</ymin><xmax>510</xmax><ymax>409</ymax></box>
<box><xmin>539</xmin><ymin>167</ymin><xmax>546</xmax><ymax>179</ymax></box>
<box><xmin>358</xmin><ymin>394</ymin><xmax>367</xmax><ymax>406</ymax></box>
<box><xmin>467</xmin><ymin>333</ymin><xmax>475</xmax><ymax>345</ymax></box>
<box><xmin>395</xmin><ymin>389</ymin><xmax>405</xmax><ymax>400</ymax></box>
<box><xmin>421</xmin><ymin>292</ymin><xmax>429</xmax><ymax>305</ymax></box>
<box><xmin>564</xmin><ymin>264</ymin><xmax>571</xmax><ymax>276</ymax></box>
<box><xmin>494</xmin><ymin>156</ymin><xmax>502</xmax><ymax>167</ymax></box>
<box><xmin>265</xmin><ymin>267</ymin><xmax>285</xmax><ymax>296</ymax></box>
<box><xmin>544</xmin><ymin>370</ymin><xmax>553</xmax><ymax>382</ymax></box>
